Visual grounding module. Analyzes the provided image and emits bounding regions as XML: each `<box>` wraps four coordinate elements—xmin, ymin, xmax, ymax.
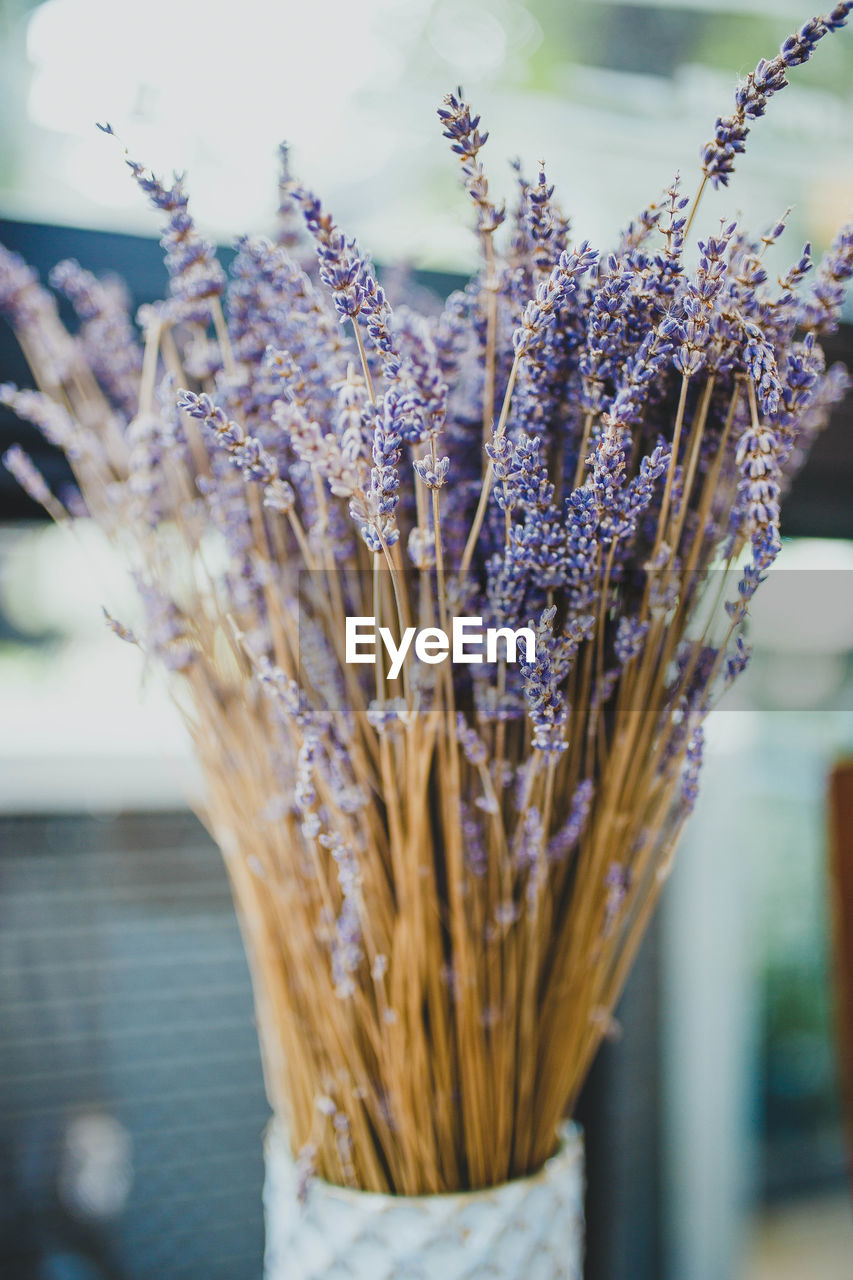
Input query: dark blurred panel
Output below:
<box><xmin>0</xmin><ymin>221</ymin><xmax>170</xmax><ymax>316</ymax></box>
<box><xmin>549</xmin><ymin>0</ymin><xmax>714</xmax><ymax>78</ymax></box>
<box><xmin>782</xmin><ymin>326</ymin><xmax>853</xmax><ymax>542</ymax></box>
<box><xmin>577</xmin><ymin>928</ymin><xmax>662</xmax><ymax>1280</ymax></box>
<box><xmin>0</xmin><ymin>812</ymin><xmax>268</xmax><ymax>1280</ymax></box>
<box><xmin>829</xmin><ymin>760</ymin><xmax>853</xmax><ymax>1193</ymax></box>
<box><xmin>759</xmin><ymin>958</ymin><xmax>848</xmax><ymax>1200</ymax></box>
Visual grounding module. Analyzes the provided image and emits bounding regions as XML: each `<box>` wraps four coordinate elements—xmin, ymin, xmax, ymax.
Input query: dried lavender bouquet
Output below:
<box><xmin>2</xmin><ymin>5</ymin><xmax>852</xmax><ymax>1197</ymax></box>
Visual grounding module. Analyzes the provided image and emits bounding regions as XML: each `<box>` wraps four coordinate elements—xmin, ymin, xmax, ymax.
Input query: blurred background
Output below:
<box><xmin>1</xmin><ymin>1</ymin><xmax>853</xmax><ymax>1278</ymax></box>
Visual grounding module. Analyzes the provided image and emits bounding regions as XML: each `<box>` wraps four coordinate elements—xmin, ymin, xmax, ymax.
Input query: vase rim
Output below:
<box><xmin>265</xmin><ymin>1118</ymin><xmax>583</xmax><ymax>1208</ymax></box>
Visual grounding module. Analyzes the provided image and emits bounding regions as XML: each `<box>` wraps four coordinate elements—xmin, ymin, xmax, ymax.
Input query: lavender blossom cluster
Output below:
<box><xmin>0</xmin><ymin>5</ymin><xmax>851</xmax><ymax>1008</ymax></box>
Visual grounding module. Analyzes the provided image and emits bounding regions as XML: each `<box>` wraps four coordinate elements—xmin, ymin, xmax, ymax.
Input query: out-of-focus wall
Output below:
<box><xmin>0</xmin><ymin>0</ymin><xmax>852</xmax><ymax>281</ymax></box>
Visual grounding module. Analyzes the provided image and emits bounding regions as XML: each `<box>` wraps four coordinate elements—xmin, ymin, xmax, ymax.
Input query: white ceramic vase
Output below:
<box><xmin>263</xmin><ymin>1120</ymin><xmax>584</xmax><ymax>1280</ymax></box>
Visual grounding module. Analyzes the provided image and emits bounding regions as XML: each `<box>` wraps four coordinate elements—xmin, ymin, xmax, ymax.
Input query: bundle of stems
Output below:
<box><xmin>2</xmin><ymin>5</ymin><xmax>853</xmax><ymax>1195</ymax></box>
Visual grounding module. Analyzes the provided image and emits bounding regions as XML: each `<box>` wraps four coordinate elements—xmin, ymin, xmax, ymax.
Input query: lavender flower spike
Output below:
<box><xmin>319</xmin><ymin>830</ymin><xmax>363</xmax><ymax>1000</ymax></box>
<box><xmin>126</xmin><ymin>161</ymin><xmax>225</xmax><ymax>325</ymax></box>
<box><xmin>520</xmin><ymin>606</ymin><xmax>568</xmax><ymax>755</ymax></box>
<box><xmin>701</xmin><ymin>4</ymin><xmax>852</xmax><ymax>189</ymax></box>
<box><xmin>0</xmin><ymin>383</ymin><xmax>101</xmax><ymax>464</ymax></box>
<box><xmin>735</xmin><ymin>419</ymin><xmax>782</xmax><ymax>552</ymax></box>
<box><xmin>513</xmin><ymin>243</ymin><xmax>598</xmax><ymax>361</ymax></box>
<box><xmin>800</xmin><ymin>216</ymin><xmax>853</xmax><ymax>334</ymax></box>
<box><xmin>50</xmin><ymin>259</ymin><xmax>143</xmax><ymax>416</ymax></box>
<box><xmin>291</xmin><ymin>186</ymin><xmax>365</xmax><ymax>322</ymax></box>
<box><xmin>742</xmin><ymin>319</ymin><xmax>782</xmax><ymax>416</ymax></box>
<box><xmin>3</xmin><ymin>445</ymin><xmax>55</xmax><ymax>511</ymax></box>
<box><xmin>681</xmin><ymin>725</ymin><xmax>705</xmax><ymax>815</ymax></box>
<box><xmin>177</xmin><ymin>389</ymin><xmax>294</xmax><ymax>512</ymax></box>
<box><xmin>352</xmin><ymin>389</ymin><xmax>403</xmax><ymax>550</ymax></box>
<box><xmin>371</xmin><ymin>392</ymin><xmax>403</xmax><ymax>524</ymax></box>
<box><xmin>290</xmin><ymin>184</ymin><xmax>398</xmax><ymax>373</ymax></box>
<box><xmin>548</xmin><ymin>779</ymin><xmax>594</xmax><ymax>863</ymax></box>
<box><xmin>0</xmin><ymin>245</ymin><xmax>80</xmax><ymax>383</ymax></box>
<box><xmin>438</xmin><ymin>91</ymin><xmax>506</xmax><ymax>235</ymax></box>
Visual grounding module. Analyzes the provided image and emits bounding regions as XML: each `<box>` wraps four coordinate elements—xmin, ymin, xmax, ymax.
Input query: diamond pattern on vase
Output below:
<box><xmin>264</xmin><ymin>1122</ymin><xmax>584</xmax><ymax>1279</ymax></box>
